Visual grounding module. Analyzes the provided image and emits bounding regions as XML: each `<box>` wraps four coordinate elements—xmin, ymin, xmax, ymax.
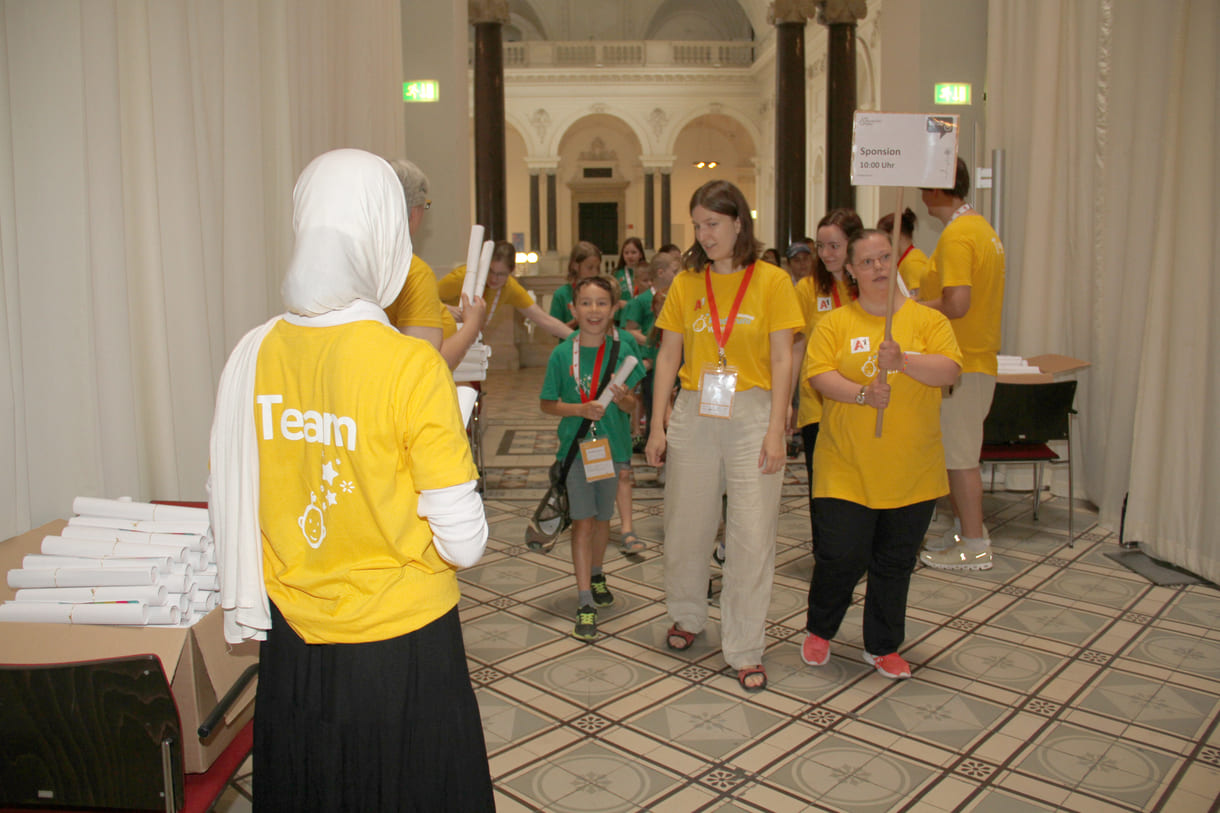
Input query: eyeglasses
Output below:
<box><xmin>852</xmin><ymin>253</ymin><xmax>892</xmax><ymax>271</ymax></box>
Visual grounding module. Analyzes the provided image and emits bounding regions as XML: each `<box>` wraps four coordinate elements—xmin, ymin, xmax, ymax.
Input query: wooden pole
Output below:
<box><xmin>874</xmin><ymin>187</ymin><xmax>905</xmax><ymax>437</ymax></box>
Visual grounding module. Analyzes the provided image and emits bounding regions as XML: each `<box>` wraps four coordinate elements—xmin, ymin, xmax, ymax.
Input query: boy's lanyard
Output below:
<box><xmin>571</xmin><ymin>334</ymin><xmax>607</xmax><ymax>403</ymax></box>
<box><xmin>705</xmin><ymin>263</ymin><xmax>755</xmax><ymax>368</ymax></box>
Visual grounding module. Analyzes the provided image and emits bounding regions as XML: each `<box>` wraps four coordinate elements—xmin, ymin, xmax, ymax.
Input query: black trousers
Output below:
<box><xmin>801</xmin><ymin>422</ymin><xmax>821</xmax><ymax>548</ymax></box>
<box><xmin>805</xmin><ymin>497</ymin><xmax>936</xmax><ymax>656</ymax></box>
<box><xmin>253</xmin><ymin>602</ymin><xmax>494</xmax><ymax>812</ymax></box>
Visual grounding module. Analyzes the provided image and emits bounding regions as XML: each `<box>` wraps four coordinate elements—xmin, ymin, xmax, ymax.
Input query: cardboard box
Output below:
<box><xmin>998</xmin><ymin>353</ymin><xmax>1090</xmax><ymax>384</ymax></box>
<box><xmin>0</xmin><ymin>520</ymin><xmax>258</xmax><ymax>773</ymax></box>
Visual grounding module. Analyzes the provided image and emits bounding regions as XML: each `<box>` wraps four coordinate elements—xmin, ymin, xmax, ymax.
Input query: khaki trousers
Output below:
<box><xmin>663</xmin><ymin>388</ymin><xmax>782</xmax><ymax>670</ymax></box>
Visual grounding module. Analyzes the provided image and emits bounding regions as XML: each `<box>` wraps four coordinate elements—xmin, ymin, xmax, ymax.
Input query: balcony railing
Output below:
<box><xmin>494</xmin><ymin>40</ymin><xmax>755</xmax><ymax>70</ymax></box>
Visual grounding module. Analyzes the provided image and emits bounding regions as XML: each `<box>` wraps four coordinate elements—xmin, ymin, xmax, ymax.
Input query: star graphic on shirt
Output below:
<box><xmin>326</xmin><ymin>490</ymin><xmax>338</xmax><ymax>507</ymax></box>
<box><xmin>321</xmin><ymin>460</ymin><xmax>338</xmax><ymax>485</ymax></box>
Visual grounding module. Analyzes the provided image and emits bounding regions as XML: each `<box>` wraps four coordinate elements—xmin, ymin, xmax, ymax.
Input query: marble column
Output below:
<box><xmin>546</xmin><ymin>172</ymin><xmax>558</xmax><ymax>253</ymax></box>
<box><xmin>529</xmin><ymin>173</ymin><xmax>540</xmax><ymax>252</ymax></box>
<box><xmin>818</xmin><ymin>0</ymin><xmax>865</xmax><ymax>212</ymax></box>
<box><xmin>471</xmin><ymin>0</ymin><xmax>508</xmax><ymax>240</ymax></box>
<box><xmin>643</xmin><ymin>172</ymin><xmax>655</xmax><ymax>250</ymax></box>
<box><xmin>770</xmin><ymin>1</ymin><xmax>810</xmax><ymax>252</ymax></box>
<box><xmin>660</xmin><ymin>171</ymin><xmax>672</xmax><ymax>248</ymax></box>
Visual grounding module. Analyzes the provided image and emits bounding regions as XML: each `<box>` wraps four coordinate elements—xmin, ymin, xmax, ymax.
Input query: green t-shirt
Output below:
<box><xmin>541</xmin><ymin>332</ymin><xmax>645</xmax><ymax>463</ymax></box>
<box><xmin>549</xmin><ymin>283</ymin><xmax>574</xmax><ymax>322</ymax></box>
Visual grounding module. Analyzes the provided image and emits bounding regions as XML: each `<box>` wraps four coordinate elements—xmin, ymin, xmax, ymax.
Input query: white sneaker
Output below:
<box><xmin>920</xmin><ymin>541</ymin><xmax>993</xmax><ymax>571</ymax></box>
<box><xmin>923</xmin><ymin>520</ymin><xmax>960</xmax><ymax>552</ymax></box>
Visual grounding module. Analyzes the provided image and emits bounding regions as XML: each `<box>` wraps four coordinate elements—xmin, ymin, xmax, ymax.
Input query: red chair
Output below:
<box><xmin>979</xmin><ymin>380</ymin><xmax>1079</xmax><ymax>546</ymax></box>
<box><xmin>0</xmin><ymin>655</ymin><xmax>256</xmax><ymax>813</ymax></box>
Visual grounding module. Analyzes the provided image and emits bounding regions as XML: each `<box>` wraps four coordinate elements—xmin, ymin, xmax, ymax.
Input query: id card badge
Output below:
<box><xmin>580</xmin><ymin>437</ymin><xmax>616</xmax><ymax>481</ymax></box>
<box><xmin>698</xmin><ymin>363</ymin><xmax>738</xmax><ymax>418</ymax></box>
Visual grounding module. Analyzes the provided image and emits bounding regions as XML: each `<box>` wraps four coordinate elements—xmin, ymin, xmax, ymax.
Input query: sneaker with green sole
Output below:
<box><xmin>573</xmin><ymin>605</ymin><xmax>598</xmax><ymax>640</ymax></box>
<box><xmin>590</xmin><ymin>574</ymin><xmax>614</xmax><ymax>607</ymax></box>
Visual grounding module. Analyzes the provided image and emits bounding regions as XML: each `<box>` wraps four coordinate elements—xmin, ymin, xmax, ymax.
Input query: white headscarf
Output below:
<box><xmin>209</xmin><ymin>149</ymin><xmax>411</xmax><ymax>642</ymax></box>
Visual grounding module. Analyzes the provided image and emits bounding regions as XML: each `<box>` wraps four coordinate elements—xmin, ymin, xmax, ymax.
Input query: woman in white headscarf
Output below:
<box><xmin>209</xmin><ymin>149</ymin><xmax>493</xmax><ymax>812</ymax></box>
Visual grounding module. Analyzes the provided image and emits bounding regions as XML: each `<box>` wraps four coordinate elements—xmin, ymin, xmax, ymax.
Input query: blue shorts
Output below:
<box><xmin>565</xmin><ymin>459</ymin><xmax>627</xmax><ymax>521</ymax></box>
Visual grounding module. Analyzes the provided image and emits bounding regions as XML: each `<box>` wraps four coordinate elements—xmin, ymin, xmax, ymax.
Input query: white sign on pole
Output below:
<box><xmin>851</xmin><ymin>113</ymin><xmax>959</xmax><ymax>188</ymax></box>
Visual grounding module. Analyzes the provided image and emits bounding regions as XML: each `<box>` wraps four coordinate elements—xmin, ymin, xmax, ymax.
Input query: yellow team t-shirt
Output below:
<box><xmin>383</xmin><ymin>255</ymin><xmax>444</xmax><ymax>332</ymax></box>
<box><xmin>898</xmin><ymin>246</ymin><xmax>929</xmax><ymax>292</ymax></box>
<box><xmin>919</xmin><ymin>213</ymin><xmax>1005</xmax><ymax>375</ymax></box>
<box><xmin>254</xmin><ymin>320</ymin><xmax>478</xmax><ymax>644</ymax></box>
<box><xmin>656</xmin><ymin>260</ymin><xmax>804</xmax><ymax>392</ymax></box>
<box><xmin>804</xmin><ymin>298</ymin><xmax>962</xmax><ymax>508</ymax></box>
<box><xmin>794</xmin><ymin>274</ymin><xmax>855</xmax><ymax>428</ymax></box>
<box><xmin>437</xmin><ymin>265</ymin><xmax>535</xmax><ymax>327</ymax></box>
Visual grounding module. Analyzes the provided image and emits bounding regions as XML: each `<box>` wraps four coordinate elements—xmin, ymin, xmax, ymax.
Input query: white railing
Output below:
<box><xmin>495</xmin><ymin>40</ymin><xmax>754</xmax><ymax>69</ymax></box>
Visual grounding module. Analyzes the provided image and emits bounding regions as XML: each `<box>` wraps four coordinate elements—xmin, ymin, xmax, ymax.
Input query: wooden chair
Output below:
<box><xmin>980</xmin><ymin>380</ymin><xmax>1079</xmax><ymax>545</ymax></box>
<box><xmin>0</xmin><ymin>655</ymin><xmax>256</xmax><ymax>813</ymax></box>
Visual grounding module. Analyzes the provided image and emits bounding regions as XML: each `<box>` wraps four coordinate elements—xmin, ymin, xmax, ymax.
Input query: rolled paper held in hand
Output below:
<box><xmin>14</xmin><ymin>584</ymin><xmax>169</xmax><ymax>605</ymax></box>
<box><xmin>6</xmin><ymin>566</ymin><xmax>160</xmax><ymax>590</ymax></box>
<box><xmin>595</xmin><ymin>357</ymin><xmax>639</xmax><ymax>407</ymax></box>
<box><xmin>71</xmin><ymin>496</ymin><xmax>208</xmax><ymax>523</ymax></box>
<box><xmin>462</xmin><ymin>225</ymin><xmax>485</xmax><ymax>301</ymax></box>
<box><xmin>0</xmin><ymin>601</ymin><xmax>151</xmax><ymax>625</ymax></box>
<box><xmin>474</xmin><ymin>240</ymin><xmax>494</xmax><ymax>300</ymax></box>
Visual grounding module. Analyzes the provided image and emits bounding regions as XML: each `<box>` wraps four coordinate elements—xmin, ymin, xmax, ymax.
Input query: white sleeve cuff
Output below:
<box><xmin>417</xmin><ymin>480</ymin><xmax>488</xmax><ymax>568</ymax></box>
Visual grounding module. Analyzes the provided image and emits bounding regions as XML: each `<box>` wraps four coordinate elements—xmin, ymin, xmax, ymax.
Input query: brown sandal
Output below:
<box><xmin>737</xmin><ymin>665</ymin><xmax>767</xmax><ymax>693</ymax></box>
<box><xmin>666</xmin><ymin>624</ymin><xmax>696</xmax><ymax>651</ymax></box>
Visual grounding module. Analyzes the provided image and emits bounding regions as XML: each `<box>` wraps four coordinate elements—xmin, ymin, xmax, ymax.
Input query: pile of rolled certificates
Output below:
<box><xmin>453</xmin><ymin>342</ymin><xmax>492</xmax><ymax>383</ymax></box>
<box><xmin>0</xmin><ymin>497</ymin><xmax>216</xmax><ymax>626</ymax></box>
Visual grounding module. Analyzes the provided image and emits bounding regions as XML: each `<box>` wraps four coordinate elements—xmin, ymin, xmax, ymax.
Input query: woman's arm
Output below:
<box><xmin>644</xmin><ymin>330</ymin><xmax>682</xmax><ymax>466</ymax></box>
<box><xmin>811</xmin><ymin>370</ymin><xmax>890</xmax><ymax>409</ymax></box>
<box><xmin>520</xmin><ymin>302</ymin><xmax>575</xmax><ymax>340</ymax></box>
<box><xmin>876</xmin><ymin>339</ymin><xmax>961</xmax><ymax>387</ymax></box>
<box><xmin>760</xmin><ymin>328</ymin><xmax>794</xmax><ymax>474</ymax></box>
<box><xmin>540</xmin><ymin>398</ymin><xmax>606</xmax><ymax>421</ymax></box>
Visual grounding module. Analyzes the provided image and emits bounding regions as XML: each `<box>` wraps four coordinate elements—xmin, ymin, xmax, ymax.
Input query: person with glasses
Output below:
<box><xmin>437</xmin><ymin>242</ymin><xmax>574</xmax><ymax>340</ymax></box>
<box><xmin>799</xmin><ymin>228</ymin><xmax>961</xmax><ymax>679</ymax></box>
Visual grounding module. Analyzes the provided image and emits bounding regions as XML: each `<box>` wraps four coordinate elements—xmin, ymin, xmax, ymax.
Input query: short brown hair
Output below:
<box><xmin>685</xmin><ymin>180</ymin><xmax>760</xmax><ymax>271</ymax></box>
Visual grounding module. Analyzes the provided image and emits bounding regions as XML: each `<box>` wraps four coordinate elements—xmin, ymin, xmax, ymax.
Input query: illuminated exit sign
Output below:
<box><xmin>934</xmin><ymin>83</ymin><xmax>972</xmax><ymax>105</ymax></box>
<box><xmin>403</xmin><ymin>80</ymin><xmax>439</xmax><ymax>102</ymax></box>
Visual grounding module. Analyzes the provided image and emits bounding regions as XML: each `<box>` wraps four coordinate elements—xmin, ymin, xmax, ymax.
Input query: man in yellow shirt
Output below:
<box><xmin>917</xmin><ymin>159</ymin><xmax>1006</xmax><ymax>572</ymax></box>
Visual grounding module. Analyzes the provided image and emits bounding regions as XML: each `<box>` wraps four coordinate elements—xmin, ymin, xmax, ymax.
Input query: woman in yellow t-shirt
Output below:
<box><xmin>645</xmin><ymin>180</ymin><xmax>804</xmax><ymax>694</ymax></box>
<box><xmin>210</xmin><ymin>149</ymin><xmax>494</xmax><ymax>810</ymax></box>
<box><xmin>877</xmin><ymin>207</ymin><xmax>929</xmax><ymax>298</ymax></box>
<box><xmin>798</xmin><ymin>229</ymin><xmax>961</xmax><ymax>681</ymax></box>
<box><xmin>438</xmin><ymin>241</ymin><xmax>573</xmax><ymax>340</ymax></box>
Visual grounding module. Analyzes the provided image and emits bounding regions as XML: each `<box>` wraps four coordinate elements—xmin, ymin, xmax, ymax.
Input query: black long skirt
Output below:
<box><xmin>252</xmin><ymin>602</ymin><xmax>494</xmax><ymax>812</ymax></box>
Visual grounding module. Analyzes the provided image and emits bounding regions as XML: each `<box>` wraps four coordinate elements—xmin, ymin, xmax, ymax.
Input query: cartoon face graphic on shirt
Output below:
<box><xmin>298</xmin><ymin>502</ymin><xmax>327</xmax><ymax>549</ymax></box>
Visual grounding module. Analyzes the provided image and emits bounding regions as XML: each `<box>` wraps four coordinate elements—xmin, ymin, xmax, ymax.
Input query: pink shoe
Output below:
<box><xmin>864</xmin><ymin>651</ymin><xmax>912</xmax><ymax>679</ymax></box>
<box><xmin>801</xmin><ymin>633</ymin><xmax>831</xmax><ymax>666</ymax></box>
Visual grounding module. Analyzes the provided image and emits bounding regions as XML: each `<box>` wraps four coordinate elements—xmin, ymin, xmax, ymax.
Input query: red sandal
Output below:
<box><xmin>737</xmin><ymin>665</ymin><xmax>767</xmax><ymax>693</ymax></box>
<box><xmin>666</xmin><ymin>624</ymin><xmax>696</xmax><ymax>651</ymax></box>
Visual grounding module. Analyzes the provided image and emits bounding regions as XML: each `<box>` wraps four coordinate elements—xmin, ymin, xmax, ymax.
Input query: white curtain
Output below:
<box><xmin>986</xmin><ymin>0</ymin><xmax>1220</xmax><ymax>581</ymax></box>
<box><xmin>0</xmin><ymin>0</ymin><xmax>405</xmax><ymax>538</ymax></box>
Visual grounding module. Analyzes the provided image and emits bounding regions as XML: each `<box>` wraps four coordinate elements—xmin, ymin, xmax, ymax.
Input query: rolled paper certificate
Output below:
<box><xmin>14</xmin><ymin>584</ymin><xmax>169</xmax><ymax>605</ymax></box>
<box><xmin>462</xmin><ymin>225</ymin><xmax>486</xmax><ymax>301</ymax></box>
<box><xmin>457</xmin><ymin>385</ymin><xmax>479</xmax><ymax>426</ymax></box>
<box><xmin>58</xmin><ymin>525</ymin><xmax>210</xmax><ymax>551</ymax></box>
<box><xmin>72</xmin><ymin>496</ymin><xmax>207</xmax><ymax>523</ymax></box>
<box><xmin>144</xmin><ymin>605</ymin><xmax>182</xmax><ymax>626</ymax></box>
<box><xmin>166</xmin><ymin>592</ymin><xmax>192</xmax><ymax>613</ymax></box>
<box><xmin>23</xmin><ymin>554</ymin><xmax>173</xmax><ymax>574</ymax></box>
<box><xmin>41</xmin><ymin>536</ymin><xmax>190</xmax><ymax>564</ymax></box>
<box><xmin>595</xmin><ymin>356</ymin><xmax>639</xmax><ymax>408</ymax></box>
<box><xmin>0</xmin><ymin>601</ymin><xmax>150</xmax><ymax>625</ymax></box>
<box><xmin>157</xmin><ymin>573</ymin><xmax>194</xmax><ymax>594</ymax></box>
<box><xmin>7</xmin><ymin>566</ymin><xmax>159</xmax><ymax>589</ymax></box>
<box><xmin>67</xmin><ymin>516</ymin><xmax>210</xmax><ymax>535</ymax></box>
<box><xmin>192</xmin><ymin>591</ymin><xmax>220</xmax><ymax>613</ymax></box>
<box><xmin>474</xmin><ymin>240</ymin><xmax>494</xmax><ymax>299</ymax></box>
<box><xmin>193</xmin><ymin>572</ymin><xmax>219</xmax><ymax>591</ymax></box>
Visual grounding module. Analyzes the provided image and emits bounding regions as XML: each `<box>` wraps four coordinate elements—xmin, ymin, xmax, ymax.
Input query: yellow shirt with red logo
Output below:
<box><xmin>804</xmin><ymin>298</ymin><xmax>962</xmax><ymax>508</ymax></box>
<box><xmin>383</xmin><ymin>255</ymin><xmax>444</xmax><ymax>332</ymax></box>
<box><xmin>437</xmin><ymin>265</ymin><xmax>535</xmax><ymax>328</ymax></box>
<box><xmin>919</xmin><ymin>213</ymin><xmax>1005</xmax><ymax>375</ymax></box>
<box><xmin>794</xmin><ymin>275</ymin><xmax>855</xmax><ymax>427</ymax></box>
<box><xmin>655</xmin><ymin>260</ymin><xmax>804</xmax><ymax>392</ymax></box>
<box><xmin>254</xmin><ymin>320</ymin><xmax>477</xmax><ymax>644</ymax></box>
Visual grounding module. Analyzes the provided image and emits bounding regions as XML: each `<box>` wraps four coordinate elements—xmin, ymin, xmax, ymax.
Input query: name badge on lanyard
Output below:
<box><xmin>572</xmin><ymin>335</ymin><xmax>617</xmax><ymax>481</ymax></box>
<box><xmin>698</xmin><ymin>264</ymin><xmax>754</xmax><ymax>419</ymax></box>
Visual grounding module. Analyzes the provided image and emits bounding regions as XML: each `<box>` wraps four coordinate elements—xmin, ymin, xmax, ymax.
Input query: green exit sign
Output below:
<box><xmin>403</xmin><ymin>80</ymin><xmax>439</xmax><ymax>103</ymax></box>
<box><xmin>934</xmin><ymin>83</ymin><xmax>972</xmax><ymax>105</ymax></box>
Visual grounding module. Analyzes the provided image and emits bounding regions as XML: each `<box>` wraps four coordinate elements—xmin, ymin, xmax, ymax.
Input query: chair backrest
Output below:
<box><xmin>0</xmin><ymin>654</ymin><xmax>184</xmax><ymax>811</ymax></box>
<box><xmin>983</xmin><ymin>380</ymin><xmax>1077</xmax><ymax>445</ymax></box>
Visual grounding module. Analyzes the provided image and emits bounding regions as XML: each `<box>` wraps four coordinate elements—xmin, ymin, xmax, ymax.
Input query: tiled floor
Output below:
<box><xmin>218</xmin><ymin>368</ymin><xmax>1220</xmax><ymax>812</ymax></box>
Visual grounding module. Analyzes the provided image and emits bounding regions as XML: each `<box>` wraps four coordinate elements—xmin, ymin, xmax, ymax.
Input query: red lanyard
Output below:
<box><xmin>705</xmin><ymin>263</ymin><xmax>755</xmax><ymax>366</ymax></box>
<box><xmin>830</xmin><ymin>285</ymin><xmax>842</xmax><ymax>308</ymax></box>
<box><xmin>898</xmin><ymin>244</ymin><xmax>914</xmax><ymax>267</ymax></box>
<box><xmin>571</xmin><ymin>335</ymin><xmax>607</xmax><ymax>403</ymax></box>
